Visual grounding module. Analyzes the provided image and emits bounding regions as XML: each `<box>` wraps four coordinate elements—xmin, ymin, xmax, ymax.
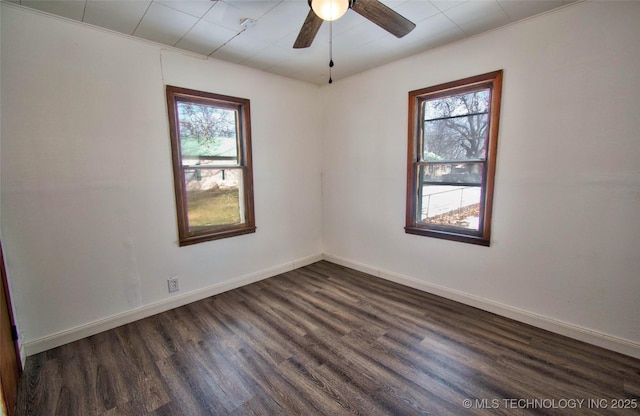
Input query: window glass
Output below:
<box><xmin>422</xmin><ymin>90</ymin><xmax>490</xmax><ymax>162</ymax></box>
<box><xmin>184</xmin><ymin>168</ymin><xmax>244</xmax><ymax>230</ymax></box>
<box><xmin>421</xmin><ymin>162</ymin><xmax>483</xmax><ymax>184</ymax></box>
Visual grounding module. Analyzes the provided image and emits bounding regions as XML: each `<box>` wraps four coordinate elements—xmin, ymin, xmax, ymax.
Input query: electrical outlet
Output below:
<box><xmin>168</xmin><ymin>276</ymin><xmax>180</xmax><ymax>293</ymax></box>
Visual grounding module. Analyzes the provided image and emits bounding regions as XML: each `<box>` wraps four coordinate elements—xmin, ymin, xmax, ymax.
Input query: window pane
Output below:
<box><xmin>419</xmin><ymin>185</ymin><xmax>481</xmax><ymax>231</ymax></box>
<box><xmin>423</xmin><ymin>114</ymin><xmax>488</xmax><ymax>161</ymax></box>
<box><xmin>423</xmin><ymin>89</ymin><xmax>489</xmax><ymax>120</ymax></box>
<box><xmin>422</xmin><ymin>162</ymin><xmax>483</xmax><ymax>185</ymax></box>
<box><xmin>184</xmin><ymin>168</ymin><xmax>245</xmax><ymax>231</ymax></box>
<box><xmin>177</xmin><ymin>102</ymin><xmax>238</xmax><ymax>165</ymax></box>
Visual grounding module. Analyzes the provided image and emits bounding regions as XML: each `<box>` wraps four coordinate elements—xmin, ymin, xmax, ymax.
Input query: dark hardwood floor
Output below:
<box><xmin>16</xmin><ymin>261</ymin><xmax>640</xmax><ymax>415</ymax></box>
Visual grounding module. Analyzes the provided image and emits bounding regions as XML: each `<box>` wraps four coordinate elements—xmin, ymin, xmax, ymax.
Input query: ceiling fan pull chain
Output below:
<box><xmin>329</xmin><ymin>20</ymin><xmax>334</xmax><ymax>84</ymax></box>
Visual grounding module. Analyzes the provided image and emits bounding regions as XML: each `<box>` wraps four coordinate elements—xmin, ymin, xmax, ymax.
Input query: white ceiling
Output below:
<box><xmin>6</xmin><ymin>0</ymin><xmax>576</xmax><ymax>85</ymax></box>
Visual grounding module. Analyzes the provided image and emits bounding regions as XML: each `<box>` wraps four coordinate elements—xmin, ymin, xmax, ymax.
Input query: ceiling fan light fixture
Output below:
<box><xmin>311</xmin><ymin>0</ymin><xmax>349</xmax><ymax>21</ymax></box>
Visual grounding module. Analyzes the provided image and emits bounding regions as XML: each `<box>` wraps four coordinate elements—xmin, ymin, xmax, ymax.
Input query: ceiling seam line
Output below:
<box><xmin>209</xmin><ymin>27</ymin><xmax>249</xmax><ymax>57</ymax></box>
<box><xmin>131</xmin><ymin>0</ymin><xmax>154</xmax><ymax>35</ymax></box>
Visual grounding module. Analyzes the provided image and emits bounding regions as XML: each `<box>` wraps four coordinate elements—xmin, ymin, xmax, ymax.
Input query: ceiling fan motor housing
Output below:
<box><xmin>310</xmin><ymin>0</ymin><xmax>351</xmax><ymax>22</ymax></box>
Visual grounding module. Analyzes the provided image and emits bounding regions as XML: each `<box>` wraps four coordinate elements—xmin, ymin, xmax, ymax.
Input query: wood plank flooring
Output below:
<box><xmin>15</xmin><ymin>261</ymin><xmax>640</xmax><ymax>415</ymax></box>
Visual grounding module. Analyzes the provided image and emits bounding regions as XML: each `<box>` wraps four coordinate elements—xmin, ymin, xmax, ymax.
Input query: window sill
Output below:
<box><xmin>179</xmin><ymin>226</ymin><xmax>256</xmax><ymax>247</ymax></box>
<box><xmin>404</xmin><ymin>226</ymin><xmax>490</xmax><ymax>247</ymax></box>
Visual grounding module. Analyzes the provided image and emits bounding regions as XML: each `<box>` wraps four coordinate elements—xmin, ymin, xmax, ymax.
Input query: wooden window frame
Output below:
<box><xmin>405</xmin><ymin>70</ymin><xmax>503</xmax><ymax>246</ymax></box>
<box><xmin>166</xmin><ymin>85</ymin><xmax>256</xmax><ymax>246</ymax></box>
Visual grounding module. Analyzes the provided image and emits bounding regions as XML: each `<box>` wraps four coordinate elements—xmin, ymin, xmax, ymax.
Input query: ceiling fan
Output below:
<box><xmin>293</xmin><ymin>0</ymin><xmax>416</xmax><ymax>49</ymax></box>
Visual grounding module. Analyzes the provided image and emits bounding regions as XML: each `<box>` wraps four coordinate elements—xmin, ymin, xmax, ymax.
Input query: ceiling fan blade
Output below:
<box><xmin>294</xmin><ymin>9</ymin><xmax>323</xmax><ymax>49</ymax></box>
<box><xmin>351</xmin><ymin>0</ymin><xmax>416</xmax><ymax>38</ymax></box>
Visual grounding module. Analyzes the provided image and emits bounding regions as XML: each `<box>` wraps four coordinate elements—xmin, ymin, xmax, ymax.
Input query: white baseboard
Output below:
<box><xmin>23</xmin><ymin>253</ymin><xmax>323</xmax><ymax>356</ymax></box>
<box><xmin>24</xmin><ymin>251</ymin><xmax>640</xmax><ymax>360</ymax></box>
<box><xmin>322</xmin><ymin>253</ymin><xmax>640</xmax><ymax>359</ymax></box>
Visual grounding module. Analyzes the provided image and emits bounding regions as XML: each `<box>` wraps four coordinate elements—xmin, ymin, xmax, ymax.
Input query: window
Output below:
<box><xmin>405</xmin><ymin>71</ymin><xmax>503</xmax><ymax>246</ymax></box>
<box><xmin>166</xmin><ymin>86</ymin><xmax>255</xmax><ymax>246</ymax></box>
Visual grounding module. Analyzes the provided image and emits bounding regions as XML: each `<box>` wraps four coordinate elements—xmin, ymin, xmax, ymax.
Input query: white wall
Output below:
<box><xmin>0</xmin><ymin>5</ymin><xmax>323</xmax><ymax>352</ymax></box>
<box><xmin>322</xmin><ymin>1</ymin><xmax>640</xmax><ymax>352</ymax></box>
<box><xmin>2</xmin><ymin>1</ymin><xmax>639</xmax><ymax>358</ymax></box>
